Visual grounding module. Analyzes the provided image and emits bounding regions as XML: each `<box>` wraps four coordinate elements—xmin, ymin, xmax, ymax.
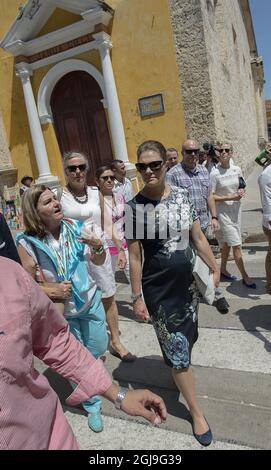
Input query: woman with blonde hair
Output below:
<box><xmin>210</xmin><ymin>143</ymin><xmax>256</xmax><ymax>288</ymax></box>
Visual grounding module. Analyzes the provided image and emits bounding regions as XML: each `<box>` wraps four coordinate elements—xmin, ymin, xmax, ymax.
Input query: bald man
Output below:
<box><xmin>167</xmin><ymin>139</ymin><xmax>229</xmax><ymax>314</ymax></box>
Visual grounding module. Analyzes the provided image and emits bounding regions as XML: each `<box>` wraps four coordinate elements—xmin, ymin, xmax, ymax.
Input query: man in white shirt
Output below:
<box><xmin>258</xmin><ymin>157</ymin><xmax>271</xmax><ymax>294</ymax></box>
<box><xmin>111</xmin><ymin>159</ymin><xmax>135</xmax><ymax>202</ymax></box>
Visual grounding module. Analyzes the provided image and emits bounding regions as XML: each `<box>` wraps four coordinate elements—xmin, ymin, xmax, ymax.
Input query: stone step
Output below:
<box><xmin>65</xmin><ymin>410</ymin><xmax>255</xmax><ymax>450</ymax></box>
<box><xmin>115</xmin><ymin>313</ymin><xmax>271</xmax><ymax>375</ymax></box>
<box><xmin>38</xmin><ymin>355</ymin><xmax>270</xmax><ymax>450</ymax></box>
<box><xmin>99</xmin><ymin>355</ymin><xmax>271</xmax><ymax>449</ymax></box>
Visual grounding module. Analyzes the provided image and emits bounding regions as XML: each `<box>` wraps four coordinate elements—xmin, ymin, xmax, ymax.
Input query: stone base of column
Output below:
<box><xmin>0</xmin><ymin>168</ymin><xmax>18</xmax><ymax>195</ymax></box>
<box><xmin>35</xmin><ymin>174</ymin><xmax>60</xmax><ymax>189</ymax></box>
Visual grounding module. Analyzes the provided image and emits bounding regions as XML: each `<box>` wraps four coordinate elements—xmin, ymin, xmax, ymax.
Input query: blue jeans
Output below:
<box><xmin>67</xmin><ymin>289</ymin><xmax>108</xmax><ymax>414</ymax></box>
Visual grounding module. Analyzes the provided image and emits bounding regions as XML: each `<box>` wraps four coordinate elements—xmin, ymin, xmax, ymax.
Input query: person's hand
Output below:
<box><xmin>213</xmin><ymin>270</ymin><xmax>220</xmax><ymax>288</ymax></box>
<box><xmin>79</xmin><ymin>232</ymin><xmax>104</xmax><ymax>253</ymax></box>
<box><xmin>80</xmin><ymin>235</ymin><xmax>103</xmax><ymax>249</ymax></box>
<box><xmin>211</xmin><ymin>218</ymin><xmax>220</xmax><ymax>233</ymax></box>
<box><xmin>232</xmin><ymin>192</ymin><xmax>243</xmax><ymax>201</ymax></box>
<box><xmin>133</xmin><ymin>298</ymin><xmax>150</xmax><ymax>321</ymax></box>
<box><xmin>55</xmin><ymin>280</ymin><xmax>72</xmax><ymax>299</ymax></box>
<box><xmin>237</xmin><ymin>189</ymin><xmax>246</xmax><ymax>198</ymax></box>
<box><xmin>120</xmin><ymin>389</ymin><xmax>167</xmax><ymax>425</ymax></box>
<box><xmin>117</xmin><ymin>250</ymin><xmax>127</xmax><ymax>269</ymax></box>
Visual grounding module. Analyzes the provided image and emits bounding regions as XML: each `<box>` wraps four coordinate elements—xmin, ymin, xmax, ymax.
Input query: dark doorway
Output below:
<box><xmin>51</xmin><ymin>70</ymin><xmax>113</xmax><ymax>184</ymax></box>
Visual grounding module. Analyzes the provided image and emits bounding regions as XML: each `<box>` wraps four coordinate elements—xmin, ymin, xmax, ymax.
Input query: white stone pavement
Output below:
<box><xmin>61</xmin><ymin>241</ymin><xmax>270</xmax><ymax>450</ymax></box>
<box><xmin>66</xmin><ymin>413</ymin><xmax>252</xmax><ymax>451</ymax></box>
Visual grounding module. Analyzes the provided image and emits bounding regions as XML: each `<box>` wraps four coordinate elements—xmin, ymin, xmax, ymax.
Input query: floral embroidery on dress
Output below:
<box><xmin>152</xmin><ymin>305</ymin><xmax>194</xmax><ymax>368</ymax></box>
<box><xmin>153</xmin><ymin>187</ymin><xmax>197</xmax><ymax>259</ymax></box>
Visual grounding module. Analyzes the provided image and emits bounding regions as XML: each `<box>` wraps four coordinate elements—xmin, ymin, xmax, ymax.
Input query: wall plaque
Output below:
<box><xmin>138</xmin><ymin>93</ymin><xmax>164</xmax><ymax>117</ymax></box>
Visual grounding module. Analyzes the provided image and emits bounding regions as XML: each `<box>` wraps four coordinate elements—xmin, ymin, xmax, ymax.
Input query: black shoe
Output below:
<box><xmin>214</xmin><ymin>297</ymin><xmax>229</xmax><ymax>314</ymax></box>
<box><xmin>192</xmin><ymin>420</ymin><xmax>213</xmax><ymax>447</ymax></box>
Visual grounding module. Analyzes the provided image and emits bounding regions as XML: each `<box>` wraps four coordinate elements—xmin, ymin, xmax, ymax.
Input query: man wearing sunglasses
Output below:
<box><xmin>167</xmin><ymin>139</ymin><xmax>229</xmax><ymax>314</ymax></box>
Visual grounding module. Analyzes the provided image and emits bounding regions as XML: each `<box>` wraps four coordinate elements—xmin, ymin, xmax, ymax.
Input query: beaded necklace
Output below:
<box><xmin>67</xmin><ymin>185</ymin><xmax>88</xmax><ymax>204</ymax></box>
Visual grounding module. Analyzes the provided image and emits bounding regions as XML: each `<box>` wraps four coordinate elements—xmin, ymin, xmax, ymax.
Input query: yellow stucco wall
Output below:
<box><xmin>108</xmin><ymin>0</ymin><xmax>186</xmax><ymax>162</ymax></box>
<box><xmin>0</xmin><ymin>1</ymin><xmax>38</xmax><ymax>181</ymax></box>
<box><xmin>36</xmin><ymin>8</ymin><xmax>82</xmax><ymax>38</ymax></box>
<box><xmin>0</xmin><ymin>0</ymin><xmax>186</xmax><ymax>185</ymax></box>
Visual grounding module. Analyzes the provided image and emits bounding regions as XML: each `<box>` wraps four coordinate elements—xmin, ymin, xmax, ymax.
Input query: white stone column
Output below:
<box><xmin>94</xmin><ymin>32</ymin><xmax>135</xmax><ymax>177</ymax></box>
<box><xmin>16</xmin><ymin>66</ymin><xmax>59</xmax><ymax>187</ymax></box>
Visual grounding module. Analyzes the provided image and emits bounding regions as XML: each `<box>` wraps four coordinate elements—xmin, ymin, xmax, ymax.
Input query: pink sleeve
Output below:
<box><xmin>27</xmin><ymin>274</ymin><xmax>112</xmax><ymax>404</ymax></box>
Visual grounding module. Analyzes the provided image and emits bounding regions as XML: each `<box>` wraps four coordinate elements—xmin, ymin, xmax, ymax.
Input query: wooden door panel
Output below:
<box><xmin>90</xmin><ymin>108</ymin><xmax>113</xmax><ymax>165</ymax></box>
<box><xmin>51</xmin><ymin>71</ymin><xmax>113</xmax><ymax>180</ymax></box>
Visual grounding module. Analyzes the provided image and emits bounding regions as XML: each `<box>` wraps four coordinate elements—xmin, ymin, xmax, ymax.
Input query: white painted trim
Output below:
<box><xmin>94</xmin><ymin>31</ymin><xmax>129</xmax><ymax>163</ymax></box>
<box><xmin>16</xmin><ymin>64</ymin><xmax>55</xmax><ymax>180</ymax></box>
<box><xmin>0</xmin><ymin>1</ymin><xmax>55</xmax><ymax>47</ymax></box>
<box><xmin>3</xmin><ymin>12</ymin><xmax>112</xmax><ymax>57</ymax></box>
<box><xmin>37</xmin><ymin>59</ymin><xmax>106</xmax><ymax>123</ymax></box>
<box><xmin>56</xmin><ymin>0</ymin><xmax>99</xmax><ymax>15</ymax></box>
<box><xmin>0</xmin><ymin>1</ymin><xmax>107</xmax><ymax>47</ymax></box>
<box><xmin>20</xmin><ymin>38</ymin><xmax>101</xmax><ymax>71</ymax></box>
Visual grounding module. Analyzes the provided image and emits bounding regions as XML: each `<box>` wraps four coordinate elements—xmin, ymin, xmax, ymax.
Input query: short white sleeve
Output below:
<box><xmin>210</xmin><ymin>170</ymin><xmax>218</xmax><ymax>193</ymax></box>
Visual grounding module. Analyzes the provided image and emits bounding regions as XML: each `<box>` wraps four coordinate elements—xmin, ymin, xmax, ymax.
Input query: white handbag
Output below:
<box><xmin>192</xmin><ymin>255</ymin><xmax>215</xmax><ymax>305</ymax></box>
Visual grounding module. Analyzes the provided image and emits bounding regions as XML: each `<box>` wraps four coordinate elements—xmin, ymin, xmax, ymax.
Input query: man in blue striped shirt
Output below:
<box><xmin>167</xmin><ymin>139</ymin><xmax>229</xmax><ymax>314</ymax></box>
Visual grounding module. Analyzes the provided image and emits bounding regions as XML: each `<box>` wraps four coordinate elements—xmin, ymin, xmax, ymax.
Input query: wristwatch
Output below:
<box><xmin>115</xmin><ymin>386</ymin><xmax>128</xmax><ymax>410</ymax></box>
<box><xmin>131</xmin><ymin>293</ymin><xmax>142</xmax><ymax>303</ymax></box>
<box><xmin>211</xmin><ymin>216</ymin><xmax>218</xmax><ymax>220</ymax></box>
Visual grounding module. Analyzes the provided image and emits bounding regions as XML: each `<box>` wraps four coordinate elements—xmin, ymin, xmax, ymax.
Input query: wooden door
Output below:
<box><xmin>51</xmin><ymin>70</ymin><xmax>113</xmax><ymax>184</ymax></box>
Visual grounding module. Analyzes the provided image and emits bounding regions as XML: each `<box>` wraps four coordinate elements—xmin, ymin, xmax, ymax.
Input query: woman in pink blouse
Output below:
<box><xmin>0</xmin><ymin>258</ymin><xmax>166</xmax><ymax>450</ymax></box>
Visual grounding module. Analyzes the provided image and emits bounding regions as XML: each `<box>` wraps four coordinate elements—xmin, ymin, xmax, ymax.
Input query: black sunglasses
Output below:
<box><xmin>67</xmin><ymin>164</ymin><xmax>87</xmax><ymax>173</ymax></box>
<box><xmin>184</xmin><ymin>149</ymin><xmax>200</xmax><ymax>155</ymax></box>
<box><xmin>100</xmin><ymin>175</ymin><xmax>115</xmax><ymax>181</ymax></box>
<box><xmin>216</xmin><ymin>148</ymin><xmax>231</xmax><ymax>154</ymax></box>
<box><xmin>135</xmin><ymin>161</ymin><xmax>164</xmax><ymax>173</ymax></box>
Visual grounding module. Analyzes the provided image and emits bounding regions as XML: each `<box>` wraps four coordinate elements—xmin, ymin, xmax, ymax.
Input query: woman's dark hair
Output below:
<box><xmin>95</xmin><ymin>164</ymin><xmax>114</xmax><ymax>180</ymax></box>
<box><xmin>137</xmin><ymin>140</ymin><xmax>167</xmax><ymax>162</ymax></box>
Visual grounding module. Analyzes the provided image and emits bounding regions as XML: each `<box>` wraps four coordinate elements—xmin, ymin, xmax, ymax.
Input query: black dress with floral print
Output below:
<box><xmin>126</xmin><ymin>186</ymin><xmax>199</xmax><ymax>369</ymax></box>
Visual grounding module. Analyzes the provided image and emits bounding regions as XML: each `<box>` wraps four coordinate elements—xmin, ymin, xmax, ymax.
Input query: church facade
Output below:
<box><xmin>0</xmin><ymin>0</ymin><xmax>267</xmax><ymax>191</ymax></box>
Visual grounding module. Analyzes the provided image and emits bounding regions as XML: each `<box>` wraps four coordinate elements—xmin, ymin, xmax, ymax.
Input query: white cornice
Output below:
<box><xmin>0</xmin><ymin>1</ymin><xmax>55</xmax><ymax>47</ymax></box>
<box><xmin>3</xmin><ymin>11</ymin><xmax>112</xmax><ymax>57</ymax></box>
<box><xmin>55</xmin><ymin>0</ymin><xmax>100</xmax><ymax>15</ymax></box>
<box><xmin>0</xmin><ymin>1</ymin><xmax>113</xmax><ymax>51</ymax></box>
<box><xmin>17</xmin><ymin>39</ymin><xmax>102</xmax><ymax>71</ymax></box>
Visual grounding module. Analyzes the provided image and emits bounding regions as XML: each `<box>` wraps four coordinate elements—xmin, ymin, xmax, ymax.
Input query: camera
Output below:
<box><xmin>203</xmin><ymin>142</ymin><xmax>216</xmax><ymax>157</ymax></box>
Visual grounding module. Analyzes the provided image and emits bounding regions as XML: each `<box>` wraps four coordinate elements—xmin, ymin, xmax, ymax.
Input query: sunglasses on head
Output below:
<box><xmin>67</xmin><ymin>164</ymin><xmax>87</xmax><ymax>173</ymax></box>
<box><xmin>135</xmin><ymin>161</ymin><xmax>164</xmax><ymax>172</ymax></box>
<box><xmin>184</xmin><ymin>149</ymin><xmax>200</xmax><ymax>155</ymax></box>
<box><xmin>100</xmin><ymin>175</ymin><xmax>115</xmax><ymax>182</ymax></box>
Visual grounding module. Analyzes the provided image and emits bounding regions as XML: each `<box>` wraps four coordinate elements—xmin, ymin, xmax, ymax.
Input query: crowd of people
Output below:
<box><xmin>0</xmin><ymin>137</ymin><xmax>271</xmax><ymax>450</ymax></box>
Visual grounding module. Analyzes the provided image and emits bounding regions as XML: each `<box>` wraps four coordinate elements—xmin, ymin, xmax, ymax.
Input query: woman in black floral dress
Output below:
<box><xmin>126</xmin><ymin>141</ymin><xmax>220</xmax><ymax>446</ymax></box>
